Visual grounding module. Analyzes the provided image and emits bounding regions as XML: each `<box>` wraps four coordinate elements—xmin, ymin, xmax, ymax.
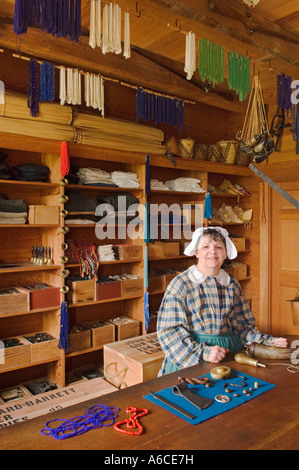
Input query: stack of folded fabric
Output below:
<box><xmin>208</xmin><ymin>203</ymin><xmax>253</xmax><ymax>225</ymax></box>
<box><xmin>0</xmin><ymin>194</ymin><xmax>28</xmax><ymax>224</ymax></box>
<box><xmin>0</xmin><ymin>152</ymin><xmax>11</xmax><ymax>180</ymax></box>
<box><xmin>164</xmin><ymin>177</ymin><xmax>205</xmax><ymax>193</ymax></box>
<box><xmin>96</xmin><ymin>244</ymin><xmax>116</xmax><ymax>261</ymax></box>
<box><xmin>65</xmin><ymin>191</ymin><xmax>98</xmax><ymax>225</ymax></box>
<box><xmin>111</xmin><ymin>171</ymin><xmax>140</xmax><ymax>189</ymax></box>
<box><xmin>14</xmin><ymin>163</ymin><xmax>49</xmax><ymax>182</ymax></box>
<box><xmin>77</xmin><ymin>168</ymin><xmax>117</xmax><ymax>187</ymax></box>
<box><xmin>150</xmin><ymin>179</ymin><xmax>169</xmax><ymax>191</ymax></box>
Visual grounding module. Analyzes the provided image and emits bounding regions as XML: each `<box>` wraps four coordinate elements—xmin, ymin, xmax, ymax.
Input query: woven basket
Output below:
<box><xmin>164</xmin><ymin>136</ymin><xmax>180</xmax><ymax>156</ymax></box>
<box><xmin>207</xmin><ymin>143</ymin><xmax>224</xmax><ymax>162</ymax></box>
<box><xmin>177</xmin><ymin>138</ymin><xmax>195</xmax><ymax>158</ymax></box>
<box><xmin>216</xmin><ymin>140</ymin><xmax>238</xmax><ymax>164</ymax></box>
<box><xmin>194</xmin><ymin>144</ymin><xmax>209</xmax><ymax>161</ymax></box>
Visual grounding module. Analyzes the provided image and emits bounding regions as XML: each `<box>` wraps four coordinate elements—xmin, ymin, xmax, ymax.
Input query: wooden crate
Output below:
<box><xmin>96</xmin><ymin>280</ymin><xmax>121</xmax><ymax>301</ymax></box>
<box><xmin>68</xmin><ymin>325</ymin><xmax>91</xmax><ymax>354</ymax></box>
<box><xmin>0</xmin><ymin>336</ymin><xmax>31</xmax><ymax>372</ymax></box>
<box><xmin>115</xmin><ymin>244</ymin><xmax>142</xmax><ymax>260</ymax></box>
<box><xmin>82</xmin><ymin>321</ymin><xmax>115</xmax><ymax>348</ymax></box>
<box><xmin>66</xmin><ymin>278</ymin><xmax>96</xmax><ymax>304</ymax></box>
<box><xmin>106</xmin><ymin>316</ymin><xmax>140</xmax><ymax>341</ymax></box>
<box><xmin>22</xmin><ymin>376</ymin><xmax>57</xmax><ymax>395</ymax></box>
<box><xmin>21</xmin><ymin>284</ymin><xmax>60</xmax><ymax>310</ymax></box>
<box><xmin>121</xmin><ymin>278</ymin><xmax>143</xmax><ymax>298</ymax></box>
<box><xmin>104</xmin><ymin>332</ymin><xmax>164</xmax><ymax>388</ymax></box>
<box><xmin>162</xmin><ymin>242</ymin><xmax>180</xmax><ymax>257</ymax></box>
<box><xmin>0</xmin><ymin>287</ymin><xmax>29</xmax><ymax>316</ymax></box>
<box><xmin>164</xmin><ymin>273</ymin><xmax>178</xmax><ymax>288</ymax></box>
<box><xmin>28</xmin><ymin>205</ymin><xmax>60</xmax><ymax>225</ymax></box>
<box><xmin>22</xmin><ymin>331</ymin><xmax>59</xmax><ymax>363</ymax></box>
<box><xmin>231</xmin><ymin>237</ymin><xmax>249</xmax><ymax>252</ymax></box>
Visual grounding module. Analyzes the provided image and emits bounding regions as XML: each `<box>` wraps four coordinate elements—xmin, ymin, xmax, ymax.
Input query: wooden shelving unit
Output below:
<box><xmin>0</xmin><ymin>134</ymin><xmax>259</xmax><ymax>393</ymax></box>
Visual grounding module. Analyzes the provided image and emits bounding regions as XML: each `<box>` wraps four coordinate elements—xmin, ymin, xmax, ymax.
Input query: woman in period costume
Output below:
<box><xmin>157</xmin><ymin>227</ymin><xmax>287</xmax><ymax>375</ymax></box>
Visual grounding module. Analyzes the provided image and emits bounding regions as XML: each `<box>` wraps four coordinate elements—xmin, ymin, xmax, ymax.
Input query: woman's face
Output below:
<box><xmin>195</xmin><ymin>234</ymin><xmax>227</xmax><ymax>275</ymax></box>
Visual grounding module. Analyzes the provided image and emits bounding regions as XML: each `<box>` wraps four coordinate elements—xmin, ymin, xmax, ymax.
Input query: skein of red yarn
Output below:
<box><xmin>61</xmin><ymin>141</ymin><xmax>70</xmax><ymax>177</ymax></box>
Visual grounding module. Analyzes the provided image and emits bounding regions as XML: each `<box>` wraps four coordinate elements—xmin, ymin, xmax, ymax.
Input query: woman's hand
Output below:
<box><xmin>209</xmin><ymin>345</ymin><xmax>229</xmax><ymax>363</ymax></box>
<box><xmin>274</xmin><ymin>337</ymin><xmax>288</xmax><ymax>348</ymax></box>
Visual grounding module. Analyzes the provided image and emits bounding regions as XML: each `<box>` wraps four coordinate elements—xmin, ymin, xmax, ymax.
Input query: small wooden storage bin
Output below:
<box><xmin>28</xmin><ymin>205</ymin><xmax>60</xmax><ymax>225</ymax></box>
<box><xmin>231</xmin><ymin>237</ymin><xmax>249</xmax><ymax>252</ymax></box>
<box><xmin>96</xmin><ymin>280</ymin><xmax>121</xmax><ymax>300</ymax></box>
<box><xmin>21</xmin><ymin>284</ymin><xmax>60</xmax><ymax>310</ymax></box>
<box><xmin>225</xmin><ymin>264</ymin><xmax>248</xmax><ymax>280</ymax></box>
<box><xmin>162</xmin><ymin>242</ymin><xmax>180</xmax><ymax>257</ymax></box>
<box><xmin>0</xmin><ymin>336</ymin><xmax>31</xmax><ymax>371</ymax></box>
<box><xmin>164</xmin><ymin>273</ymin><xmax>178</xmax><ymax>288</ymax></box>
<box><xmin>0</xmin><ymin>384</ymin><xmax>32</xmax><ymax>403</ymax></box>
<box><xmin>22</xmin><ymin>331</ymin><xmax>59</xmax><ymax>363</ymax></box>
<box><xmin>68</xmin><ymin>325</ymin><xmax>91</xmax><ymax>354</ymax></box>
<box><xmin>115</xmin><ymin>244</ymin><xmax>142</xmax><ymax>260</ymax></box>
<box><xmin>106</xmin><ymin>316</ymin><xmax>140</xmax><ymax>341</ymax></box>
<box><xmin>104</xmin><ymin>332</ymin><xmax>164</xmax><ymax>388</ymax></box>
<box><xmin>148</xmin><ymin>275</ymin><xmax>165</xmax><ymax>293</ymax></box>
<box><xmin>148</xmin><ymin>241</ymin><xmax>163</xmax><ymax>258</ymax></box>
<box><xmin>66</xmin><ymin>278</ymin><xmax>96</xmax><ymax>304</ymax></box>
<box><xmin>121</xmin><ymin>277</ymin><xmax>143</xmax><ymax>298</ymax></box>
<box><xmin>82</xmin><ymin>321</ymin><xmax>115</xmax><ymax>348</ymax></box>
<box><xmin>0</xmin><ymin>287</ymin><xmax>29</xmax><ymax>316</ymax></box>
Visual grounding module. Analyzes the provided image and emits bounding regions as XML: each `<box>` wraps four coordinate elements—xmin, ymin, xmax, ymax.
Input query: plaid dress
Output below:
<box><xmin>157</xmin><ymin>265</ymin><xmax>275</xmax><ymax>375</ymax></box>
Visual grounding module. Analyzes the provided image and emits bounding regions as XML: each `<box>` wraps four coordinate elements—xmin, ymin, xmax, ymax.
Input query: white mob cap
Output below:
<box><xmin>184</xmin><ymin>226</ymin><xmax>238</xmax><ymax>259</ymax></box>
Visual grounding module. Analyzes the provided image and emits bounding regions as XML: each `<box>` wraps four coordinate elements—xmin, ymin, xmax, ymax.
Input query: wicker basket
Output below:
<box><xmin>207</xmin><ymin>143</ymin><xmax>224</xmax><ymax>162</ymax></box>
<box><xmin>164</xmin><ymin>136</ymin><xmax>180</xmax><ymax>156</ymax></box>
<box><xmin>177</xmin><ymin>138</ymin><xmax>195</xmax><ymax>158</ymax></box>
<box><xmin>194</xmin><ymin>144</ymin><xmax>209</xmax><ymax>161</ymax></box>
<box><xmin>216</xmin><ymin>140</ymin><xmax>238</xmax><ymax>164</ymax></box>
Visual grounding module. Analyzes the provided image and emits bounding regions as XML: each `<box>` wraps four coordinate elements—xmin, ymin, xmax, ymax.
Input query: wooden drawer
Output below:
<box><xmin>225</xmin><ymin>264</ymin><xmax>248</xmax><ymax>280</ymax></box>
<box><xmin>162</xmin><ymin>242</ymin><xmax>180</xmax><ymax>257</ymax></box>
<box><xmin>96</xmin><ymin>280</ymin><xmax>121</xmax><ymax>301</ymax></box>
<box><xmin>148</xmin><ymin>241</ymin><xmax>163</xmax><ymax>258</ymax></box>
<box><xmin>148</xmin><ymin>275</ymin><xmax>165</xmax><ymax>293</ymax></box>
<box><xmin>230</xmin><ymin>237</ymin><xmax>249</xmax><ymax>252</ymax></box>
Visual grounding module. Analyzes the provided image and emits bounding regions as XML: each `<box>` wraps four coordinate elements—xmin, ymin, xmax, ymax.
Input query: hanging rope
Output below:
<box><xmin>184</xmin><ymin>31</ymin><xmax>196</xmax><ymax>80</ymax></box>
<box><xmin>27</xmin><ymin>58</ymin><xmax>39</xmax><ymax>117</ymax></box>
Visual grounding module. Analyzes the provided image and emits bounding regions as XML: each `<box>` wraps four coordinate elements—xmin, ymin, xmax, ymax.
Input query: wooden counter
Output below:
<box><xmin>0</xmin><ymin>354</ymin><xmax>299</xmax><ymax>451</ymax></box>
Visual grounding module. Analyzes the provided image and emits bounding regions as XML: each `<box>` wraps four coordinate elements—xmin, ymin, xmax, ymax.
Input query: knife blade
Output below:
<box><xmin>148</xmin><ymin>391</ymin><xmax>196</xmax><ymax>420</ymax></box>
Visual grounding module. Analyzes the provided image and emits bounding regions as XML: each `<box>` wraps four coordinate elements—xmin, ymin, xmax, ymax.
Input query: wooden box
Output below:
<box><xmin>0</xmin><ymin>336</ymin><xmax>31</xmax><ymax>371</ymax></box>
<box><xmin>148</xmin><ymin>275</ymin><xmax>165</xmax><ymax>293</ymax></box>
<box><xmin>96</xmin><ymin>280</ymin><xmax>121</xmax><ymax>301</ymax></box>
<box><xmin>21</xmin><ymin>284</ymin><xmax>60</xmax><ymax>310</ymax></box>
<box><xmin>0</xmin><ymin>287</ymin><xmax>29</xmax><ymax>316</ymax></box>
<box><xmin>225</xmin><ymin>264</ymin><xmax>248</xmax><ymax>280</ymax></box>
<box><xmin>147</xmin><ymin>241</ymin><xmax>163</xmax><ymax>258</ymax></box>
<box><xmin>22</xmin><ymin>331</ymin><xmax>59</xmax><ymax>363</ymax></box>
<box><xmin>82</xmin><ymin>321</ymin><xmax>115</xmax><ymax>348</ymax></box>
<box><xmin>28</xmin><ymin>205</ymin><xmax>60</xmax><ymax>225</ymax></box>
<box><xmin>231</xmin><ymin>237</ymin><xmax>249</xmax><ymax>252</ymax></box>
<box><xmin>66</xmin><ymin>278</ymin><xmax>96</xmax><ymax>304</ymax></box>
<box><xmin>121</xmin><ymin>277</ymin><xmax>143</xmax><ymax>298</ymax></box>
<box><xmin>162</xmin><ymin>242</ymin><xmax>180</xmax><ymax>257</ymax></box>
<box><xmin>74</xmin><ymin>363</ymin><xmax>104</xmax><ymax>380</ymax></box>
<box><xmin>0</xmin><ymin>384</ymin><xmax>32</xmax><ymax>403</ymax></box>
<box><xmin>104</xmin><ymin>332</ymin><xmax>164</xmax><ymax>388</ymax></box>
<box><xmin>22</xmin><ymin>377</ymin><xmax>57</xmax><ymax>396</ymax></box>
<box><xmin>115</xmin><ymin>244</ymin><xmax>142</xmax><ymax>260</ymax></box>
<box><xmin>106</xmin><ymin>316</ymin><xmax>140</xmax><ymax>341</ymax></box>
<box><xmin>68</xmin><ymin>325</ymin><xmax>91</xmax><ymax>354</ymax></box>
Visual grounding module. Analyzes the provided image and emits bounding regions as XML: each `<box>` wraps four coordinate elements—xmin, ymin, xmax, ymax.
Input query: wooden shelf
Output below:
<box><xmin>0</xmin><ymin>263</ymin><xmax>60</xmax><ymax>273</ymax></box>
<box><xmin>0</xmin><ymin>224</ymin><xmax>60</xmax><ymax>228</ymax></box>
<box><xmin>67</xmin><ymin>292</ymin><xmax>144</xmax><ymax>308</ymax></box>
<box><xmin>0</xmin><ymin>179</ymin><xmax>59</xmax><ymax>195</ymax></box>
<box><xmin>0</xmin><ymin>306</ymin><xmax>60</xmax><ymax>319</ymax></box>
<box><xmin>67</xmin><ymin>183</ymin><xmax>143</xmax><ymax>197</ymax></box>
